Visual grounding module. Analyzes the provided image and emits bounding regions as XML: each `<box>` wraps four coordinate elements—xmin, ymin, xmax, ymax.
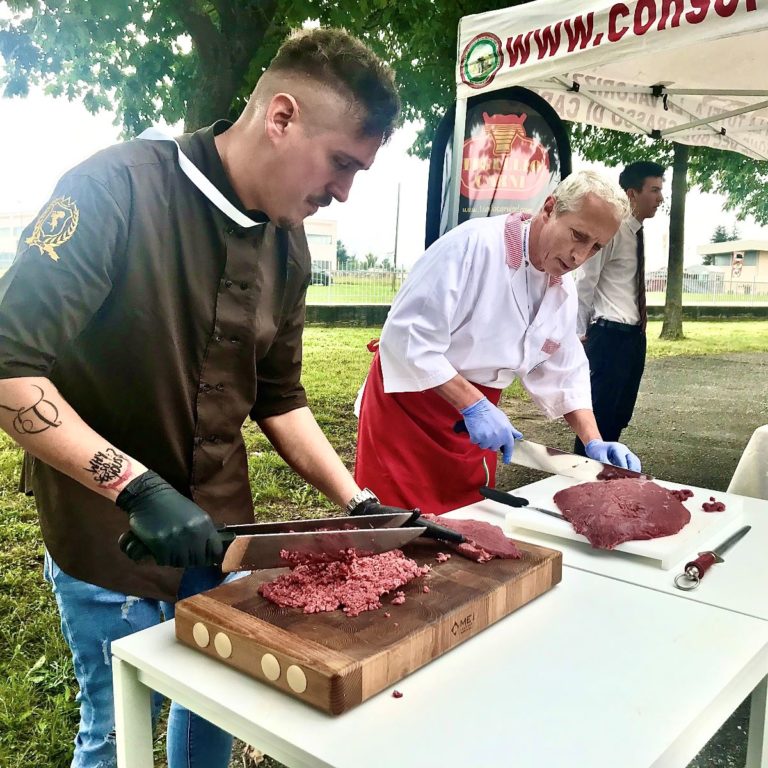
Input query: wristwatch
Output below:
<box><xmin>345</xmin><ymin>487</ymin><xmax>379</xmax><ymax>514</ymax></box>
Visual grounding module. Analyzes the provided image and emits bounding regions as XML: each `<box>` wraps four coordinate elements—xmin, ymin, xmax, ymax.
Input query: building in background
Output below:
<box><xmin>697</xmin><ymin>240</ymin><xmax>768</xmax><ymax>286</ymax></box>
<box><xmin>305</xmin><ymin>219</ymin><xmax>337</xmax><ymax>285</ymax></box>
<box><xmin>0</xmin><ymin>211</ymin><xmax>35</xmax><ymax>270</ymax></box>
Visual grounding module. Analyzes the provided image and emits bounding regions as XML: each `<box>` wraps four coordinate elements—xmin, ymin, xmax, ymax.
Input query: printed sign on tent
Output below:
<box><xmin>426</xmin><ymin>87</ymin><xmax>571</xmax><ymax>247</ymax></box>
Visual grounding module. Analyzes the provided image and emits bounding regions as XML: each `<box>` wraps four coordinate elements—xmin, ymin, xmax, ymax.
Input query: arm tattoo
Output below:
<box><xmin>0</xmin><ymin>385</ymin><xmax>62</xmax><ymax>434</ymax></box>
<box><xmin>84</xmin><ymin>447</ymin><xmax>135</xmax><ymax>489</ymax></box>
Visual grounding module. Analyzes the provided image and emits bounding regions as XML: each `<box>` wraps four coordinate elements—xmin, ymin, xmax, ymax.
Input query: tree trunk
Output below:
<box><xmin>660</xmin><ymin>142</ymin><xmax>688</xmax><ymax>340</ymax></box>
<box><xmin>184</xmin><ymin>69</ymin><xmax>240</xmax><ymax>131</ymax></box>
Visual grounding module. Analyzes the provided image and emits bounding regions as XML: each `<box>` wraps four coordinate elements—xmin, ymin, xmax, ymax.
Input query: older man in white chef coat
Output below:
<box><xmin>354</xmin><ymin>170</ymin><xmax>642</xmax><ymax>516</ymax></box>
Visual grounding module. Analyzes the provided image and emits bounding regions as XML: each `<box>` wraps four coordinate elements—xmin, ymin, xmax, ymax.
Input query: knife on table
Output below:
<box><xmin>453</xmin><ymin>421</ymin><xmax>650</xmax><ymax>482</ymax></box>
<box><xmin>119</xmin><ymin>511</ymin><xmax>463</xmax><ymax>572</ymax></box>
<box><xmin>477</xmin><ymin>485</ymin><xmax>565</xmax><ymax>521</ymax></box>
<box><xmin>673</xmin><ymin>525</ymin><xmax>751</xmax><ymax>591</ymax></box>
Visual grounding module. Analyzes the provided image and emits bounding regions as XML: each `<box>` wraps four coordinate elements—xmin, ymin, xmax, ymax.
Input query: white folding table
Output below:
<box><xmin>113</xmin><ymin>565</ymin><xmax>768</xmax><ymax>767</ymax></box>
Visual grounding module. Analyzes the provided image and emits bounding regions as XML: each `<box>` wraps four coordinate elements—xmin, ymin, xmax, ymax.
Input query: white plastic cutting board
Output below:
<box><xmin>502</xmin><ymin>476</ymin><xmax>742</xmax><ymax>569</ymax></box>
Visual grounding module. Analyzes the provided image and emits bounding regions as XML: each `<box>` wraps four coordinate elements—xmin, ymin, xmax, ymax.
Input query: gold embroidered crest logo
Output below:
<box><xmin>25</xmin><ymin>196</ymin><xmax>80</xmax><ymax>262</ymax></box>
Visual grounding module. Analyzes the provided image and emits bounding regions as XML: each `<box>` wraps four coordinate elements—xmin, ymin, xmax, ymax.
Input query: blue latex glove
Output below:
<box><xmin>585</xmin><ymin>439</ymin><xmax>642</xmax><ymax>472</ymax></box>
<box><xmin>460</xmin><ymin>397</ymin><xmax>523</xmax><ymax>464</ymax></box>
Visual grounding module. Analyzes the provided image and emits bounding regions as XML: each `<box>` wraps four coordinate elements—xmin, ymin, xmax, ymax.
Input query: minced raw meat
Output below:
<box><xmin>422</xmin><ymin>515</ymin><xmax>522</xmax><ymax>562</ymax></box>
<box><xmin>553</xmin><ymin>478</ymin><xmax>690</xmax><ymax>549</ymax></box>
<box><xmin>435</xmin><ymin>552</ymin><xmax>451</xmax><ymax>563</ymax></box>
<box><xmin>670</xmin><ymin>489</ymin><xmax>694</xmax><ymax>502</ymax></box>
<box><xmin>702</xmin><ymin>496</ymin><xmax>726</xmax><ymax>512</ymax></box>
<box><xmin>258</xmin><ymin>549</ymin><xmax>430</xmax><ymax>617</ymax></box>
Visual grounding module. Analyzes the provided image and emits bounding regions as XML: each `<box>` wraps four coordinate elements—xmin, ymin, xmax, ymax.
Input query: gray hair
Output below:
<box><xmin>551</xmin><ymin>170</ymin><xmax>630</xmax><ymax>220</ymax></box>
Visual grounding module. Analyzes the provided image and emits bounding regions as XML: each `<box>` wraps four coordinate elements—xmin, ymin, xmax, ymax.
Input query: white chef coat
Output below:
<box><xmin>574</xmin><ymin>215</ymin><xmax>643</xmax><ymax>336</ymax></box>
<box><xmin>378</xmin><ymin>214</ymin><xmax>592</xmax><ymax>420</ymax></box>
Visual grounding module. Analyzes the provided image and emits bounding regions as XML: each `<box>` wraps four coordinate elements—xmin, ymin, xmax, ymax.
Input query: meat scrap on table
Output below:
<box><xmin>554</xmin><ymin>478</ymin><xmax>691</xmax><ymax>549</ymax></box>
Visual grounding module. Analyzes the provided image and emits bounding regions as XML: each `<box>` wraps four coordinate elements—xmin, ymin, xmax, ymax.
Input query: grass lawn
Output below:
<box><xmin>0</xmin><ymin>319</ymin><xmax>766</xmax><ymax>767</ymax></box>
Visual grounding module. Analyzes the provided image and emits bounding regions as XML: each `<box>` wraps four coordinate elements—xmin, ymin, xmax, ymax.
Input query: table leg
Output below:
<box><xmin>746</xmin><ymin>676</ymin><xmax>768</xmax><ymax>768</ymax></box>
<box><xmin>113</xmin><ymin>655</ymin><xmax>154</xmax><ymax>768</ymax></box>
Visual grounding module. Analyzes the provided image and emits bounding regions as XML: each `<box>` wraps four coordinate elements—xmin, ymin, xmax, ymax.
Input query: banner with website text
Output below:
<box><xmin>456</xmin><ymin>0</ymin><xmax>768</xmax><ymax>159</ymax></box>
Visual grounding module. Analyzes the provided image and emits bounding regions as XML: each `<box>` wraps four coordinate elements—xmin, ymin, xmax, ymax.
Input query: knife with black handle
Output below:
<box><xmin>478</xmin><ymin>486</ymin><xmax>565</xmax><ymax>521</ymax></box>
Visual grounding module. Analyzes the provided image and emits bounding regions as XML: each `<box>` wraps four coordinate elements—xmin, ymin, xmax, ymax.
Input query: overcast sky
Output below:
<box><xmin>2</xmin><ymin>86</ymin><xmax>767</xmax><ymax>271</ymax></box>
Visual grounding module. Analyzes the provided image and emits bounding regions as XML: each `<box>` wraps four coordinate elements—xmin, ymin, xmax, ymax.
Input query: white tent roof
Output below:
<box><xmin>456</xmin><ymin>0</ymin><xmax>768</xmax><ymax>160</ymax></box>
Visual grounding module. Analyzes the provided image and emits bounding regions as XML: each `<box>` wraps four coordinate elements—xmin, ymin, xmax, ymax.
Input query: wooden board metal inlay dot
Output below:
<box><xmin>261</xmin><ymin>653</ymin><xmax>281</xmax><ymax>681</ymax></box>
<box><xmin>192</xmin><ymin>622</ymin><xmax>209</xmax><ymax>648</ymax></box>
<box><xmin>213</xmin><ymin>632</ymin><xmax>232</xmax><ymax>658</ymax></box>
<box><xmin>286</xmin><ymin>665</ymin><xmax>307</xmax><ymax>693</ymax></box>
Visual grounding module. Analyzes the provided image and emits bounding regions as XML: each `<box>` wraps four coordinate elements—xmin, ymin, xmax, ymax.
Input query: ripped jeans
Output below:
<box><xmin>44</xmin><ymin>552</ymin><xmax>238</xmax><ymax>768</ymax></box>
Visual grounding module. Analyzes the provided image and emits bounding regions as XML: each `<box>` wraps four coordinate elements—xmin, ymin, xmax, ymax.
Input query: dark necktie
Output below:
<box><xmin>636</xmin><ymin>226</ymin><xmax>647</xmax><ymax>332</ymax></box>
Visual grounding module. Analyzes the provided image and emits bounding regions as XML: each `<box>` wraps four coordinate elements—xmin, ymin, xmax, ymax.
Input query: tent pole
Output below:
<box><xmin>447</xmin><ymin>97</ymin><xmax>467</xmax><ymax>231</ymax></box>
<box><xmin>659</xmin><ymin>97</ymin><xmax>768</xmax><ymax>160</ymax></box>
<box><xmin>551</xmin><ymin>77</ymin><xmax>652</xmax><ymax>135</ymax></box>
<box><xmin>658</xmin><ymin>98</ymin><xmax>768</xmax><ymax>137</ymax></box>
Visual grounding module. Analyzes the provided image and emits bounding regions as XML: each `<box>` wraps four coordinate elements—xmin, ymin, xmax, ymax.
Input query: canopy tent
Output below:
<box><xmin>447</xmin><ymin>0</ymin><xmax>768</xmax><ymax>226</ymax></box>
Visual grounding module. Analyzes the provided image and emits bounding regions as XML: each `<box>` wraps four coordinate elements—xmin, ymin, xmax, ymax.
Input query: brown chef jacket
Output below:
<box><xmin>0</xmin><ymin>122</ymin><xmax>311</xmax><ymax>601</ymax></box>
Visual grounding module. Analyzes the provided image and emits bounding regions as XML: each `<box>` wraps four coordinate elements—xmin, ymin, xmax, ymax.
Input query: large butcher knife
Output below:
<box><xmin>453</xmin><ymin>420</ymin><xmax>648</xmax><ymax>482</ymax></box>
<box><xmin>120</xmin><ymin>510</ymin><xmax>464</xmax><ymax>571</ymax></box>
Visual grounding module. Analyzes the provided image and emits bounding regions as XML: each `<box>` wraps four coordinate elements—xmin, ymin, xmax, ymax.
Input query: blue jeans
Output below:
<box><xmin>44</xmin><ymin>552</ymin><xmax>240</xmax><ymax>768</ymax></box>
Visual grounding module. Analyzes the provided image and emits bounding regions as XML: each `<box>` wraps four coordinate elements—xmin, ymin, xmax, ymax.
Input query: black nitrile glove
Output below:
<box><xmin>350</xmin><ymin>498</ymin><xmax>464</xmax><ymax>544</ymax></box>
<box><xmin>116</xmin><ymin>471</ymin><xmax>223</xmax><ymax>568</ymax></box>
<box><xmin>349</xmin><ymin>497</ymin><xmax>419</xmax><ymax>518</ymax></box>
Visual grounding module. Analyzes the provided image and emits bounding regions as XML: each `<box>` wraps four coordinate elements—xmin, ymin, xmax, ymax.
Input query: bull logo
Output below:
<box><xmin>461</xmin><ymin>113</ymin><xmax>550</xmax><ymax>201</ymax></box>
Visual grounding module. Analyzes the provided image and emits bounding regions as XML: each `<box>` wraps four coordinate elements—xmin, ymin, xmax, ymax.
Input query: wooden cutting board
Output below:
<box><xmin>175</xmin><ymin>537</ymin><xmax>561</xmax><ymax>714</ymax></box>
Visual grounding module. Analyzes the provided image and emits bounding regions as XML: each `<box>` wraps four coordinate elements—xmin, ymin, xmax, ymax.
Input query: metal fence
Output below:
<box><xmin>307</xmin><ymin>267</ymin><xmax>407</xmax><ymax>305</ymax></box>
<box><xmin>645</xmin><ymin>278</ymin><xmax>768</xmax><ymax>306</ymax></box>
<box><xmin>307</xmin><ymin>268</ymin><xmax>768</xmax><ymax>306</ymax></box>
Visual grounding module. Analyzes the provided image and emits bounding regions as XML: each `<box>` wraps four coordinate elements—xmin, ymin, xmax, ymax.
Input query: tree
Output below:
<box><xmin>0</xmin><ymin>0</ymin><xmax>518</xmax><ymax>137</ymax></box>
<box><xmin>1</xmin><ymin>1</ymin><xmax>289</xmax><ymax>133</ymax></box>
<box><xmin>336</xmin><ymin>239</ymin><xmax>350</xmax><ymax>270</ymax></box>
<box><xmin>705</xmin><ymin>224</ymin><xmax>731</xmax><ymax>265</ymax></box>
<box><xmin>363</xmin><ymin>252</ymin><xmax>377</xmax><ymax>269</ymax></box>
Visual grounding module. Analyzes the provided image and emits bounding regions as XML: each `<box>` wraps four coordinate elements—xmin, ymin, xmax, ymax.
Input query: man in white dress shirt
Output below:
<box><xmin>573</xmin><ymin>161</ymin><xmax>665</xmax><ymax>456</ymax></box>
<box><xmin>355</xmin><ymin>170</ymin><xmax>643</xmax><ymax>516</ymax></box>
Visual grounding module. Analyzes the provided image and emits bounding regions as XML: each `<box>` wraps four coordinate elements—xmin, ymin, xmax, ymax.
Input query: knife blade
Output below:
<box><xmin>119</xmin><ymin>512</ymin><xmax>425</xmax><ymax>570</ymax></box>
<box><xmin>452</xmin><ymin>421</ymin><xmax>648</xmax><ymax>482</ymax></box>
<box><xmin>219</xmin><ymin>511</ymin><xmax>415</xmax><ymax>536</ymax></box>
<box><xmin>674</xmin><ymin>525</ymin><xmax>751</xmax><ymax>591</ymax></box>
<box><xmin>512</xmin><ymin>439</ymin><xmax>649</xmax><ymax>482</ymax></box>
<box><xmin>220</xmin><ymin>526</ymin><xmax>425</xmax><ymax>572</ymax></box>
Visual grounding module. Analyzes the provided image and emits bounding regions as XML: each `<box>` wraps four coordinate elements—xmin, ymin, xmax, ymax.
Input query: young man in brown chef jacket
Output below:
<box><xmin>0</xmin><ymin>28</ymin><xmax>402</xmax><ymax>768</ymax></box>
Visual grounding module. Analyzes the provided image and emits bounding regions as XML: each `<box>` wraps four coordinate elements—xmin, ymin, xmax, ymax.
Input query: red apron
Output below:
<box><xmin>354</xmin><ymin>350</ymin><xmax>503</xmax><ymax>516</ymax></box>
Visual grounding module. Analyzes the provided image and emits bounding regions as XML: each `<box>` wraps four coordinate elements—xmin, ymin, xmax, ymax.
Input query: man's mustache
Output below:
<box><xmin>309</xmin><ymin>195</ymin><xmax>333</xmax><ymax>207</ymax></box>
